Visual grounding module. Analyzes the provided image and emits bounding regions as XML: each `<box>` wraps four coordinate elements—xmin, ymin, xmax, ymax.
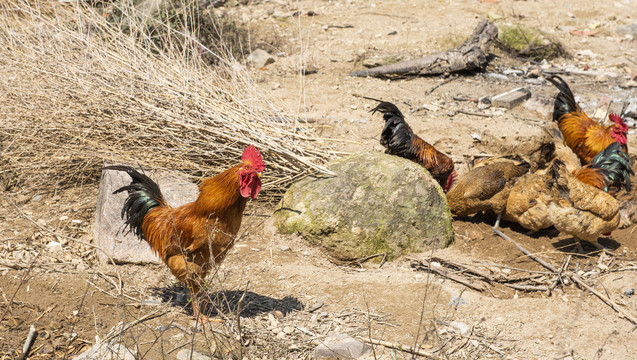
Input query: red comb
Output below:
<box><xmin>609</xmin><ymin>113</ymin><xmax>628</xmax><ymax>132</ymax></box>
<box><xmin>242</xmin><ymin>145</ymin><xmax>265</xmax><ymax>172</ymax></box>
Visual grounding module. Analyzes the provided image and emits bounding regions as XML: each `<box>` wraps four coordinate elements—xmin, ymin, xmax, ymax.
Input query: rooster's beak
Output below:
<box><xmin>257</xmin><ymin>173</ymin><xmax>262</xmax><ymax>178</ymax></box>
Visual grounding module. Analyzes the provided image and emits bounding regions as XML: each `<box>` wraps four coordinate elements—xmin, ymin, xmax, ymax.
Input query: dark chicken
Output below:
<box><xmin>370</xmin><ymin>101</ymin><xmax>457</xmax><ymax>192</ymax></box>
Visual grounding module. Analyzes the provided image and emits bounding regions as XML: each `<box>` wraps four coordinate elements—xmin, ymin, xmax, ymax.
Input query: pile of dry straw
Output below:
<box><xmin>0</xmin><ymin>0</ymin><xmax>334</xmax><ymax>199</ymax></box>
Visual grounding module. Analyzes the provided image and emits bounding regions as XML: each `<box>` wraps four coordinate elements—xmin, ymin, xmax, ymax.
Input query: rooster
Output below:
<box><xmin>369</xmin><ymin>100</ymin><xmax>457</xmax><ymax>192</ymax></box>
<box><xmin>105</xmin><ymin>145</ymin><xmax>265</xmax><ymax>322</ymax></box>
<box><xmin>547</xmin><ymin>75</ymin><xmax>628</xmax><ymax>164</ymax></box>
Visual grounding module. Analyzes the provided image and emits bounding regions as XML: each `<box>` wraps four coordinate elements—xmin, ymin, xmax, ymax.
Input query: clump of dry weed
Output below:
<box><xmin>0</xmin><ymin>0</ymin><xmax>333</xmax><ymax>199</ymax></box>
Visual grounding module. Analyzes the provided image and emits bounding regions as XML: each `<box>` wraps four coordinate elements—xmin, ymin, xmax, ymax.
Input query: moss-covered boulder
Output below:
<box><xmin>274</xmin><ymin>152</ymin><xmax>454</xmax><ymax>260</ymax></box>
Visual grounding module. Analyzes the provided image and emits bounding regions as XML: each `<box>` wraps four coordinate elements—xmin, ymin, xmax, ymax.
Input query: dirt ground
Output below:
<box><xmin>2</xmin><ymin>0</ymin><xmax>637</xmax><ymax>359</ymax></box>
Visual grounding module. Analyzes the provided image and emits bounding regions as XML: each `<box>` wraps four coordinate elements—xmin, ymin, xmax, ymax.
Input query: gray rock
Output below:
<box><xmin>616</xmin><ymin>23</ymin><xmax>637</xmax><ymax>36</ymax></box>
<box><xmin>274</xmin><ymin>152</ymin><xmax>454</xmax><ymax>261</ymax></box>
<box><xmin>315</xmin><ymin>333</ymin><xmax>372</xmax><ymax>359</ymax></box>
<box><xmin>450</xmin><ymin>321</ymin><xmax>471</xmax><ymax>335</ymax></box>
<box><xmin>94</xmin><ymin>165</ymin><xmax>199</xmax><ymax>264</ymax></box>
<box><xmin>176</xmin><ymin>349</ymin><xmax>212</xmax><ymax>360</ymax></box>
<box><xmin>72</xmin><ymin>342</ymin><xmax>135</xmax><ymax>360</ymax></box>
<box><xmin>247</xmin><ymin>49</ymin><xmax>275</xmax><ymax>68</ymax></box>
<box><xmin>449</xmin><ymin>294</ymin><xmax>469</xmax><ymax>307</ymax></box>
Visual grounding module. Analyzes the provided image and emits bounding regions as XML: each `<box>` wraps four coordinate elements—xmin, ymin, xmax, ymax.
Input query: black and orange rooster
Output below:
<box><xmin>369</xmin><ymin>101</ymin><xmax>457</xmax><ymax>193</ymax></box>
<box><xmin>105</xmin><ymin>145</ymin><xmax>265</xmax><ymax>322</ymax></box>
<box><xmin>547</xmin><ymin>75</ymin><xmax>629</xmax><ymax>164</ymax></box>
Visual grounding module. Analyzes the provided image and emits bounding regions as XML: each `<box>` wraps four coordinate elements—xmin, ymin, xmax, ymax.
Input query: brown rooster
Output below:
<box><xmin>105</xmin><ymin>145</ymin><xmax>265</xmax><ymax>322</ymax></box>
<box><xmin>369</xmin><ymin>100</ymin><xmax>457</xmax><ymax>192</ymax></box>
<box><xmin>446</xmin><ymin>158</ymin><xmax>530</xmax><ymax>229</ymax></box>
<box><xmin>505</xmin><ymin>142</ymin><xmax>632</xmax><ymax>251</ymax></box>
<box><xmin>547</xmin><ymin>75</ymin><xmax>628</xmax><ymax>164</ymax></box>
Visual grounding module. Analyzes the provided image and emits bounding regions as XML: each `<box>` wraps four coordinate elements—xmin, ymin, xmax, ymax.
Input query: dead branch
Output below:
<box><xmin>492</xmin><ymin>228</ymin><xmax>558</xmax><ymax>273</ymax></box>
<box><xmin>413</xmin><ymin>258</ymin><xmax>487</xmax><ymax>291</ymax></box>
<box><xmin>18</xmin><ymin>325</ymin><xmax>37</xmax><ymax>360</ymax></box>
<box><xmin>350</xmin><ymin>20</ymin><xmax>498</xmax><ymax>77</ymax></box>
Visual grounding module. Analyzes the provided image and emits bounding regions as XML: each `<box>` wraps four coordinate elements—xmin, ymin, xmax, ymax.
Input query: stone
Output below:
<box><xmin>72</xmin><ymin>342</ymin><xmax>135</xmax><ymax>360</ymax></box>
<box><xmin>449</xmin><ymin>294</ymin><xmax>469</xmax><ymax>307</ymax></box>
<box><xmin>314</xmin><ymin>333</ymin><xmax>372</xmax><ymax>359</ymax></box>
<box><xmin>247</xmin><ymin>49</ymin><xmax>275</xmax><ymax>68</ymax></box>
<box><xmin>46</xmin><ymin>241</ymin><xmax>63</xmax><ymax>253</ymax></box>
<box><xmin>450</xmin><ymin>321</ymin><xmax>470</xmax><ymax>335</ymax></box>
<box><xmin>94</xmin><ymin>165</ymin><xmax>199</xmax><ymax>264</ymax></box>
<box><xmin>175</xmin><ymin>349</ymin><xmax>212</xmax><ymax>360</ymax></box>
<box><xmin>274</xmin><ymin>152</ymin><xmax>454</xmax><ymax>261</ymax></box>
<box><xmin>616</xmin><ymin>23</ymin><xmax>637</xmax><ymax>37</ymax></box>
<box><xmin>492</xmin><ymin>87</ymin><xmax>531</xmax><ymax>109</ymax></box>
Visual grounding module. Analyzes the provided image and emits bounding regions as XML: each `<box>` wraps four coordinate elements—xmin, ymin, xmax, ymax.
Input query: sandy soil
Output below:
<box><xmin>2</xmin><ymin>0</ymin><xmax>637</xmax><ymax>359</ymax></box>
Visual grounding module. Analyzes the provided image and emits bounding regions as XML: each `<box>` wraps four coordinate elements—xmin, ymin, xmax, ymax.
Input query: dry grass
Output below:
<box><xmin>0</xmin><ymin>0</ymin><xmax>335</xmax><ymax>200</ymax></box>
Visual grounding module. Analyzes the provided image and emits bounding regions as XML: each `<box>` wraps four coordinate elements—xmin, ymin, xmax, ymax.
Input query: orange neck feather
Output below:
<box><xmin>194</xmin><ymin>164</ymin><xmax>244</xmax><ymax>215</ymax></box>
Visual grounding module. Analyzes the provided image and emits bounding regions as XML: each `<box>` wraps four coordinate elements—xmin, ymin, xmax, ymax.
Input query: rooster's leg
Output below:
<box><xmin>167</xmin><ymin>254</ymin><xmax>223</xmax><ymax>324</ymax></box>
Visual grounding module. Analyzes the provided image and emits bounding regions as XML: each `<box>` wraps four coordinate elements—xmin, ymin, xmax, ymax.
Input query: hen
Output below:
<box><xmin>369</xmin><ymin>101</ymin><xmax>457</xmax><ymax>192</ymax></box>
<box><xmin>446</xmin><ymin>158</ymin><xmax>530</xmax><ymax>228</ymax></box>
<box><xmin>504</xmin><ymin>142</ymin><xmax>632</xmax><ymax>251</ymax></box>
<box><xmin>547</xmin><ymin>75</ymin><xmax>628</xmax><ymax>164</ymax></box>
<box><xmin>105</xmin><ymin>145</ymin><xmax>265</xmax><ymax>321</ymax></box>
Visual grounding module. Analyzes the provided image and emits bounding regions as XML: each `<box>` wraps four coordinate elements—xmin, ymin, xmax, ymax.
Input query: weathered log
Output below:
<box><xmin>350</xmin><ymin>20</ymin><xmax>498</xmax><ymax>78</ymax></box>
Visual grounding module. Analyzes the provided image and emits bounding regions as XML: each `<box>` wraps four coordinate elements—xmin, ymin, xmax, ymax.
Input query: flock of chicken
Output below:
<box><xmin>370</xmin><ymin>75</ymin><xmax>633</xmax><ymax>253</ymax></box>
<box><xmin>103</xmin><ymin>74</ymin><xmax>632</xmax><ymax>322</ymax></box>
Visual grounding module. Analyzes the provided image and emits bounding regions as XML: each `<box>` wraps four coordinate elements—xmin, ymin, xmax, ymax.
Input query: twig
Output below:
<box><xmin>18</xmin><ymin>325</ymin><xmax>37</xmax><ymax>360</ymax></box>
<box><xmin>0</xmin><ymin>251</ymin><xmax>40</xmax><ymax>323</ymax></box>
<box><xmin>474</xmin><ymin>261</ymin><xmax>552</xmax><ymax>275</ymax></box>
<box><xmin>359</xmin><ymin>337</ymin><xmax>444</xmax><ymax>360</ymax></box>
<box><xmin>492</xmin><ymin>227</ymin><xmax>558</xmax><ymax>273</ymax></box>
<box><xmin>426</xmin><ymin>76</ymin><xmax>458</xmax><ymax>95</ymax></box>
<box><xmin>86</xmin><ymin>280</ymin><xmax>139</xmax><ymax>303</ymax></box>
<box><xmin>30</xmin><ymin>304</ymin><xmax>56</xmax><ymax>324</ymax></box>
<box><xmin>503</xmin><ymin>283</ymin><xmax>549</xmax><ymax>292</ymax></box>
<box><xmin>569</xmin><ymin>274</ymin><xmax>637</xmax><ymax>325</ymax></box>
<box><xmin>455</xmin><ymin>109</ymin><xmax>493</xmax><ymax>118</ymax></box>
<box><xmin>293</xmin><ymin>325</ymin><xmax>316</xmax><ymax>337</ymax></box>
<box><xmin>102</xmin><ymin>309</ymin><xmax>168</xmax><ymax>343</ymax></box>
<box><xmin>413</xmin><ymin>258</ymin><xmax>487</xmax><ymax>291</ymax></box>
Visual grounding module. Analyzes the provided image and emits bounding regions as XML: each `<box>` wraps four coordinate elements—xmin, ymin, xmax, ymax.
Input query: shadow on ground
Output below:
<box><xmin>151</xmin><ymin>284</ymin><xmax>304</xmax><ymax>318</ymax></box>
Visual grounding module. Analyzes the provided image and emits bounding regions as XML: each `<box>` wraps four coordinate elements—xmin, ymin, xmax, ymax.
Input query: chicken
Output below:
<box><xmin>547</xmin><ymin>75</ymin><xmax>628</xmax><ymax>164</ymax></box>
<box><xmin>504</xmin><ymin>142</ymin><xmax>632</xmax><ymax>251</ymax></box>
<box><xmin>446</xmin><ymin>158</ymin><xmax>530</xmax><ymax>228</ymax></box>
<box><xmin>369</xmin><ymin>100</ymin><xmax>457</xmax><ymax>192</ymax></box>
<box><xmin>105</xmin><ymin>145</ymin><xmax>265</xmax><ymax>321</ymax></box>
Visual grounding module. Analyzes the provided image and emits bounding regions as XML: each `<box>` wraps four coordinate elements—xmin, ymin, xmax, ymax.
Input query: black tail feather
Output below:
<box><xmin>103</xmin><ymin>165</ymin><xmax>165</xmax><ymax>240</ymax></box>
<box><xmin>368</xmin><ymin>100</ymin><xmax>416</xmax><ymax>157</ymax></box>
<box><xmin>589</xmin><ymin>142</ymin><xmax>634</xmax><ymax>192</ymax></box>
<box><xmin>546</xmin><ymin>75</ymin><xmax>579</xmax><ymax>124</ymax></box>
